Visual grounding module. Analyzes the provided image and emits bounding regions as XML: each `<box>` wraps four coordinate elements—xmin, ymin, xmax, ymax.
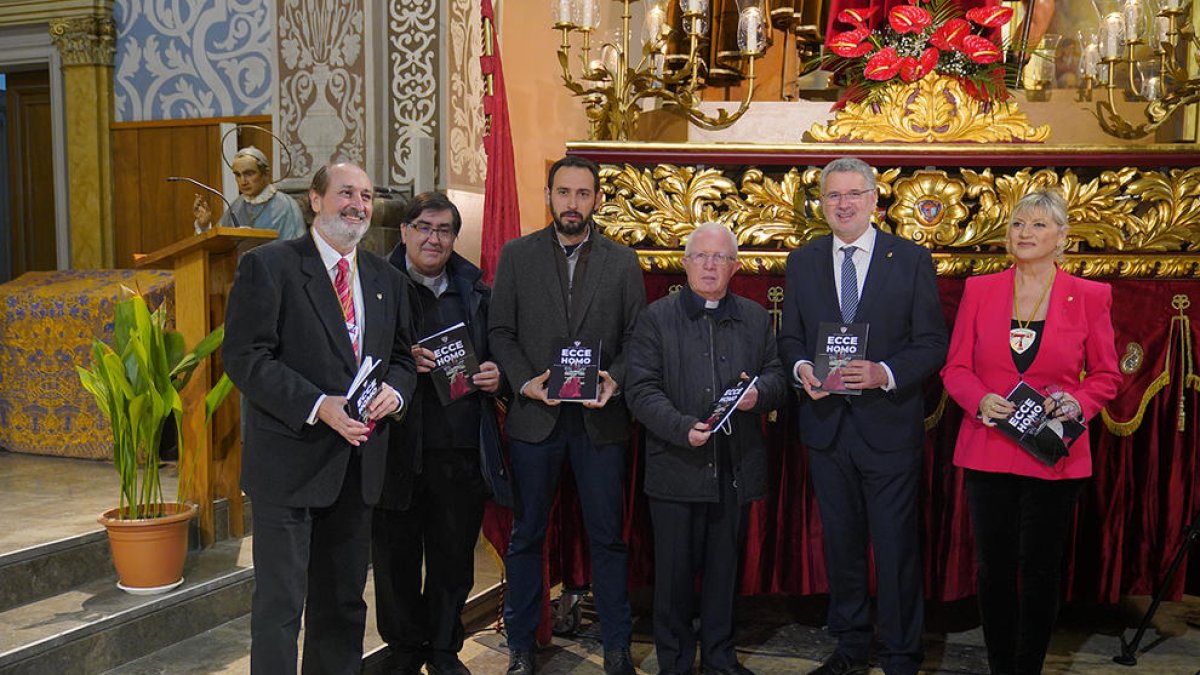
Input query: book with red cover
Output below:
<box><xmin>813</xmin><ymin>322</ymin><xmax>869</xmax><ymax>395</ymax></box>
<box><xmin>702</xmin><ymin>375</ymin><xmax>759</xmax><ymax>433</ymax></box>
<box><xmin>547</xmin><ymin>338</ymin><xmax>600</xmax><ymax>402</ymax></box>
<box><xmin>418</xmin><ymin>322</ymin><xmax>481</xmax><ymax>406</ymax></box>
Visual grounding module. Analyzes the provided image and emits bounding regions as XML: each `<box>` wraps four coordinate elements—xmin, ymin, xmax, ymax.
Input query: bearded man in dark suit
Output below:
<box><xmin>489</xmin><ymin>155</ymin><xmax>645</xmax><ymax>675</ymax></box>
<box><xmin>223</xmin><ymin>161</ymin><xmax>417</xmax><ymax>675</ymax></box>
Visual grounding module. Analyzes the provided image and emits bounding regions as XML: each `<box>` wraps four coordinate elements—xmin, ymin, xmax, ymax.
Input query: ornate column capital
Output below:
<box><xmin>49</xmin><ymin>16</ymin><xmax>116</xmax><ymax>67</ymax></box>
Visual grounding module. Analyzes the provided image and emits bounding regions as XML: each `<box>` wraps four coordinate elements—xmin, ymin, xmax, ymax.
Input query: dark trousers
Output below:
<box><xmin>250</xmin><ymin>453</ymin><xmax>372</xmax><ymax>675</ymax></box>
<box><xmin>372</xmin><ymin>447</ymin><xmax>487</xmax><ymax>664</ymax></box>
<box><xmin>807</xmin><ymin>418</ymin><xmax>924</xmax><ymax>675</ymax></box>
<box><xmin>648</xmin><ymin>475</ymin><xmax>748</xmax><ymax>674</ymax></box>
<box><xmin>964</xmin><ymin>469</ymin><xmax>1085</xmax><ymax>675</ymax></box>
<box><xmin>504</xmin><ymin>407</ymin><xmax>632</xmax><ymax>652</ymax></box>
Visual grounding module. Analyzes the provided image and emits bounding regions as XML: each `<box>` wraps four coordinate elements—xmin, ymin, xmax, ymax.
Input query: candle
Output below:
<box><xmin>644</xmin><ymin>5</ymin><xmax>665</xmax><ymax>42</ymax></box>
<box><xmin>557</xmin><ymin>0</ymin><xmax>571</xmax><ymax>24</ymax></box>
<box><xmin>581</xmin><ymin>0</ymin><xmax>595</xmax><ymax>28</ymax></box>
<box><xmin>1101</xmin><ymin>12</ymin><xmax>1125</xmax><ymax>59</ymax></box>
<box><xmin>1156</xmin><ymin>15</ymin><xmax>1171</xmax><ymax>47</ymax></box>
<box><xmin>1122</xmin><ymin>0</ymin><xmax>1144</xmax><ymax>43</ymax></box>
<box><xmin>1162</xmin><ymin>0</ymin><xmax>1181</xmax><ymax>10</ymax></box>
<box><xmin>688</xmin><ymin>0</ymin><xmax>703</xmax><ymax>13</ymax></box>
<box><xmin>740</xmin><ymin>7</ymin><xmax>762</xmax><ymax>53</ymax></box>
<box><xmin>1143</xmin><ymin>75</ymin><xmax>1162</xmax><ymax>100</ymax></box>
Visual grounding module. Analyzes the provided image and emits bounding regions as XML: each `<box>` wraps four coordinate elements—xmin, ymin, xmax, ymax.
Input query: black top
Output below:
<box><xmin>413</xmin><ymin>276</ymin><xmax>480</xmax><ymax>451</ymax></box>
<box><xmin>1010</xmin><ymin>319</ymin><xmax>1045</xmax><ymax>374</ymax></box>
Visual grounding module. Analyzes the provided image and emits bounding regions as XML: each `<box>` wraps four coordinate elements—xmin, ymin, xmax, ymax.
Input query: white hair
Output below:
<box><xmin>684</xmin><ymin>221</ymin><xmax>738</xmax><ymax>256</ymax></box>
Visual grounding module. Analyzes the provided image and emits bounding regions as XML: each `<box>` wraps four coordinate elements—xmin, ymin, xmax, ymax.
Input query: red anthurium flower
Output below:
<box><xmin>900</xmin><ymin>47</ymin><xmax>938</xmax><ymax>80</ymax></box>
<box><xmin>836</xmin><ymin>6</ymin><xmax>878</xmax><ymax>27</ymax></box>
<box><xmin>829</xmin><ymin>27</ymin><xmax>874</xmax><ymax>57</ymax></box>
<box><xmin>864</xmin><ymin>47</ymin><xmax>903</xmax><ymax>80</ymax></box>
<box><xmin>930</xmin><ymin>18</ymin><xmax>970</xmax><ymax>50</ymax></box>
<box><xmin>889</xmin><ymin>5</ymin><xmax>932</xmax><ymax>34</ymax></box>
<box><xmin>965</xmin><ymin>6</ymin><xmax>1014</xmax><ymax>28</ymax></box>
<box><xmin>961</xmin><ymin>34</ymin><xmax>1002</xmax><ymax>64</ymax></box>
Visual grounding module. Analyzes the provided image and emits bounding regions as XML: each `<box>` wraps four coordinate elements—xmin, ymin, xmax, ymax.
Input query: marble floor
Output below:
<box><xmin>3</xmin><ymin>450</ymin><xmax>1199</xmax><ymax>674</ymax></box>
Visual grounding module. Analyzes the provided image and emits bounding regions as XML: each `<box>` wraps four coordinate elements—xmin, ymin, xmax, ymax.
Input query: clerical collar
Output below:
<box><xmin>681</xmin><ymin>285</ymin><xmax>737</xmax><ymax>321</ymax></box>
<box><xmin>244</xmin><ymin>184</ymin><xmax>277</xmax><ymax>205</ymax></box>
<box><xmin>406</xmin><ymin>259</ymin><xmax>450</xmax><ymax>297</ymax></box>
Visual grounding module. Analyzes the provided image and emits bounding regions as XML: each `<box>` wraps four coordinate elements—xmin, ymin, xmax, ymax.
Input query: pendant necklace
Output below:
<box><xmin>1010</xmin><ymin>272</ymin><xmax>1053</xmax><ymax>354</ymax></box>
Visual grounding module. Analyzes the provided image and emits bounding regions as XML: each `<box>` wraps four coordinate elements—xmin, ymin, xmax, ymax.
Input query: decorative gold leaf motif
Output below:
<box><xmin>592</xmin><ymin>160</ymin><xmax>1200</xmax><ymax>278</ymax></box>
<box><xmin>807</xmin><ymin>75</ymin><xmax>1051</xmax><ymax>144</ymax></box>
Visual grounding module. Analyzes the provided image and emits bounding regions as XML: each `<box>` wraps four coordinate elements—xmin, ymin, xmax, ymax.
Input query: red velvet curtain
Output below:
<box><xmin>483</xmin><ymin>275</ymin><xmax>1200</xmax><ymax>633</ymax></box>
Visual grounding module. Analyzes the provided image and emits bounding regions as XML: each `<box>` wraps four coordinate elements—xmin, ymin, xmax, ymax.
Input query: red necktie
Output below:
<box><xmin>335</xmin><ymin>258</ymin><xmax>359</xmax><ymax>359</ymax></box>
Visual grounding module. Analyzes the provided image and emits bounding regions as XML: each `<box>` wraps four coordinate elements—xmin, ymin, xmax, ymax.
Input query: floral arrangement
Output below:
<box><xmin>821</xmin><ymin>0</ymin><xmax>1017</xmax><ymax>103</ymax></box>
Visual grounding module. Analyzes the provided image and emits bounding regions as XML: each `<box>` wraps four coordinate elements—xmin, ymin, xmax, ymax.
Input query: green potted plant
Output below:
<box><xmin>77</xmin><ymin>289</ymin><xmax>232</xmax><ymax>594</ymax></box>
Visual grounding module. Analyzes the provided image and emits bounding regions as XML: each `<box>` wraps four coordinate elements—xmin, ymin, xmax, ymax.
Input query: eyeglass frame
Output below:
<box><xmin>822</xmin><ymin>188</ymin><xmax>876</xmax><ymax>203</ymax></box>
<box><xmin>406</xmin><ymin>222</ymin><xmax>457</xmax><ymax>241</ymax></box>
<box><xmin>683</xmin><ymin>251</ymin><xmax>739</xmax><ymax>266</ymax></box>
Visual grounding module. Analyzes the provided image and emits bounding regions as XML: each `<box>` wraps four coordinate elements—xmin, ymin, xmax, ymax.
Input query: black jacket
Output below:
<box><xmin>377</xmin><ymin>245</ymin><xmax>512</xmax><ymax>509</ymax></box>
<box><xmin>223</xmin><ymin>234</ymin><xmax>417</xmax><ymax>507</ymax></box>
<box><xmin>626</xmin><ymin>287</ymin><xmax>786</xmax><ymax>504</ymax></box>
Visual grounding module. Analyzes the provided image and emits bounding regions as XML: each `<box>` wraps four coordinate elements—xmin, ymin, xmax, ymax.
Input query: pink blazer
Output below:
<box><xmin>941</xmin><ymin>267</ymin><xmax>1121</xmax><ymax>479</ymax></box>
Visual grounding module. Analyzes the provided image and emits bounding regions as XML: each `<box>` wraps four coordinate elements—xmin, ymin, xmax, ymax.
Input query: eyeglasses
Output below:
<box><xmin>684</xmin><ymin>252</ymin><xmax>738</xmax><ymax>266</ymax></box>
<box><xmin>823</xmin><ymin>188</ymin><xmax>874</xmax><ymax>203</ymax></box>
<box><xmin>408</xmin><ymin>223</ymin><xmax>456</xmax><ymax>241</ymax></box>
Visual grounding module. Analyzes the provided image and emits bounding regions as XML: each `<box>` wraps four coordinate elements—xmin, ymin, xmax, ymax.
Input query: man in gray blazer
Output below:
<box><xmin>489</xmin><ymin>155</ymin><xmax>646</xmax><ymax>675</ymax></box>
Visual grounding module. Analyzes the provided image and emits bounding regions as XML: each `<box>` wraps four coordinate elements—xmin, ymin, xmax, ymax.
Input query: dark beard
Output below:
<box><xmin>552</xmin><ymin>212</ymin><xmax>591</xmax><ymax>238</ymax></box>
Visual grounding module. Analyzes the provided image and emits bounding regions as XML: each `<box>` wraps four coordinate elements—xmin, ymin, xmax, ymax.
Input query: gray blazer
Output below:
<box><xmin>489</xmin><ymin>225</ymin><xmax>646</xmax><ymax>445</ymax></box>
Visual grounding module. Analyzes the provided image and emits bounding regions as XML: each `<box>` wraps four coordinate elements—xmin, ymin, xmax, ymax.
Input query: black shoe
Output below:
<box><xmin>426</xmin><ymin>654</ymin><xmax>471</xmax><ymax>675</ymax></box>
<box><xmin>507</xmin><ymin>650</ymin><xmax>535</xmax><ymax>675</ymax></box>
<box><xmin>702</xmin><ymin>663</ymin><xmax>756</xmax><ymax>675</ymax></box>
<box><xmin>603</xmin><ymin>648</ymin><xmax>636</xmax><ymax>675</ymax></box>
<box><xmin>809</xmin><ymin>652</ymin><xmax>869</xmax><ymax>675</ymax></box>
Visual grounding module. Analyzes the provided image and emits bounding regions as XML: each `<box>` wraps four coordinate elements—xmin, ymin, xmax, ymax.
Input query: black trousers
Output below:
<box><xmin>372</xmin><ymin>447</ymin><xmax>487</xmax><ymax>663</ymax></box>
<box><xmin>807</xmin><ymin>418</ymin><xmax>925</xmax><ymax>675</ymax></box>
<box><xmin>965</xmin><ymin>469</ymin><xmax>1085</xmax><ymax>675</ymax></box>
<box><xmin>250</xmin><ymin>453</ymin><xmax>372</xmax><ymax>675</ymax></box>
<box><xmin>648</xmin><ymin>475</ymin><xmax>748</xmax><ymax>674</ymax></box>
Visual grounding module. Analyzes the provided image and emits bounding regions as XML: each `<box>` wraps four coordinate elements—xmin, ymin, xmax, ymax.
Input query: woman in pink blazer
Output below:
<box><xmin>941</xmin><ymin>189</ymin><xmax>1121</xmax><ymax>674</ymax></box>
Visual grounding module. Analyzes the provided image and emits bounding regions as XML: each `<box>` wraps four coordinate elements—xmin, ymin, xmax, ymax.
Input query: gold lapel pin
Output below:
<box><xmin>1068</xmin><ymin>296</ymin><xmax>1074</xmax><ymax>302</ymax></box>
<box><xmin>887</xmin><ymin>251</ymin><xmax>893</xmax><ymax>258</ymax></box>
<box><xmin>376</xmin><ymin>293</ymin><xmax>383</xmax><ymax>300</ymax></box>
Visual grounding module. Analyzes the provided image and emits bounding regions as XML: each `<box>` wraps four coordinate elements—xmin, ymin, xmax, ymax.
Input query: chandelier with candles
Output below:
<box><xmin>552</xmin><ymin>0</ymin><xmax>766</xmax><ymax>140</ymax></box>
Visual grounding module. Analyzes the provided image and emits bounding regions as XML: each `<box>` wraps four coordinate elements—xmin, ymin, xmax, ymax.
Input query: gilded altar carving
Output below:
<box><xmin>594</xmin><ymin>162</ymin><xmax>1200</xmax><ymax>278</ymax></box>
<box><xmin>806</xmin><ymin>75</ymin><xmax>1051</xmax><ymax>144</ymax></box>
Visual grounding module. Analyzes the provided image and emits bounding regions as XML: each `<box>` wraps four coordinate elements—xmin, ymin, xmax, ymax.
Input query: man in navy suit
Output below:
<box><xmin>224</xmin><ymin>161</ymin><xmax>417</xmax><ymax>674</ymax></box>
<box><xmin>778</xmin><ymin>157</ymin><xmax>948</xmax><ymax>675</ymax></box>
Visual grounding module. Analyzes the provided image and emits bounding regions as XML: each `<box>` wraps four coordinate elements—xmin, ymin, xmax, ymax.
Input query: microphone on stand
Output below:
<box><xmin>166</xmin><ymin>176</ymin><xmax>243</xmax><ymax>230</ymax></box>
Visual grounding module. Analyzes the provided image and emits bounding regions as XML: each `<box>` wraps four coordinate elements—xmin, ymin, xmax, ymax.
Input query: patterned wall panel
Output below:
<box><xmin>276</xmin><ymin>0</ymin><xmax>366</xmax><ymax>178</ymax></box>
<box><xmin>113</xmin><ymin>0</ymin><xmax>274</xmax><ymax>122</ymax></box>
<box><xmin>387</xmin><ymin>0</ymin><xmax>438</xmax><ymax>188</ymax></box>
<box><xmin>446</xmin><ymin>0</ymin><xmax>485</xmax><ymax>190</ymax></box>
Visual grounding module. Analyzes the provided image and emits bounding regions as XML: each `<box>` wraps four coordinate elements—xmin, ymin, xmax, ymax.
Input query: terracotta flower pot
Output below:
<box><xmin>97</xmin><ymin>502</ymin><xmax>197</xmax><ymax>594</ymax></box>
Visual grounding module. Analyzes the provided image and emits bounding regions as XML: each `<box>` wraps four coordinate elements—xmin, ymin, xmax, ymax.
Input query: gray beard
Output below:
<box><xmin>315</xmin><ymin>214</ymin><xmax>367</xmax><ymax>251</ymax></box>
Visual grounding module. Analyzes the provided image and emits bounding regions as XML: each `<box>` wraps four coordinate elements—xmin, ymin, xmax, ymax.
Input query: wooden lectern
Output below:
<box><xmin>135</xmin><ymin>227</ymin><xmax>277</xmax><ymax>546</ymax></box>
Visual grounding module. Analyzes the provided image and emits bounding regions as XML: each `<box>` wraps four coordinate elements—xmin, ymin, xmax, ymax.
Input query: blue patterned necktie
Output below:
<box><xmin>840</xmin><ymin>245</ymin><xmax>859</xmax><ymax>323</ymax></box>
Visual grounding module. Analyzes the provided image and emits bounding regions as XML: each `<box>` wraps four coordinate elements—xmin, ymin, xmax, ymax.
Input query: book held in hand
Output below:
<box><xmin>344</xmin><ymin>355</ymin><xmax>385</xmax><ymax>431</ymax></box>
<box><xmin>813</xmin><ymin>322</ymin><xmax>869</xmax><ymax>395</ymax></box>
<box><xmin>418</xmin><ymin>322</ymin><xmax>480</xmax><ymax>405</ymax></box>
<box><xmin>547</xmin><ymin>338</ymin><xmax>601</xmax><ymax>402</ymax></box>
<box><xmin>702</xmin><ymin>375</ymin><xmax>759</xmax><ymax>434</ymax></box>
<box><xmin>994</xmin><ymin>381</ymin><xmax>1086</xmax><ymax>467</ymax></box>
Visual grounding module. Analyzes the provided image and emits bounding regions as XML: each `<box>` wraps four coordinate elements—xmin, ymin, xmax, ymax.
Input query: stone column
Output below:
<box><xmin>49</xmin><ymin>15</ymin><xmax>115</xmax><ymax>269</ymax></box>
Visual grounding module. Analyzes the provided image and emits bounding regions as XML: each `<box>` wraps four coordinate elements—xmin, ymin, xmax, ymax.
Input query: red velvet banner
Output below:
<box><xmin>483</xmin><ymin>275</ymin><xmax>1200</xmax><ymax>615</ymax></box>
